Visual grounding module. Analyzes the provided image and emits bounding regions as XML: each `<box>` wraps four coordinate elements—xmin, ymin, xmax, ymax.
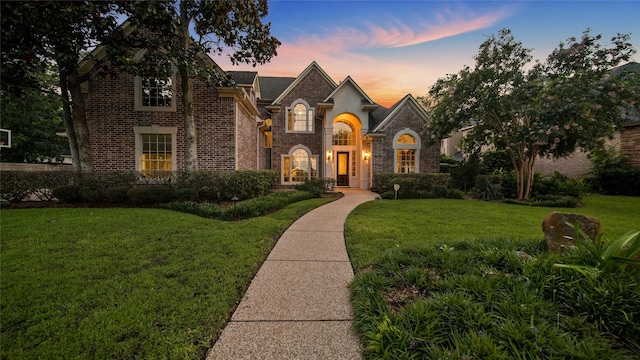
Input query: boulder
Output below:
<box><xmin>542</xmin><ymin>212</ymin><xmax>601</xmax><ymax>253</ymax></box>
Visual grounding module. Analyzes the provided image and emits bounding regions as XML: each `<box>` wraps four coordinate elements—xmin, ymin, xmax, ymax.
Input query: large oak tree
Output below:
<box><xmin>1</xmin><ymin>1</ymin><xmax>124</xmax><ymax>172</ymax></box>
<box><xmin>118</xmin><ymin>0</ymin><xmax>280</xmax><ymax>171</ymax></box>
<box><xmin>424</xmin><ymin>29</ymin><xmax>639</xmax><ymax>200</ymax></box>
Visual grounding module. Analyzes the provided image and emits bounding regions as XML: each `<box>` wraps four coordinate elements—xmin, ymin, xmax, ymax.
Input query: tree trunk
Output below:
<box><xmin>180</xmin><ymin>66</ymin><xmax>198</xmax><ymax>171</ymax></box>
<box><xmin>59</xmin><ymin>71</ymin><xmax>81</xmax><ymax>172</ymax></box>
<box><xmin>179</xmin><ymin>10</ymin><xmax>198</xmax><ymax>172</ymax></box>
<box><xmin>67</xmin><ymin>66</ymin><xmax>94</xmax><ymax>173</ymax></box>
<box><xmin>523</xmin><ymin>155</ymin><xmax>537</xmax><ymax>200</ymax></box>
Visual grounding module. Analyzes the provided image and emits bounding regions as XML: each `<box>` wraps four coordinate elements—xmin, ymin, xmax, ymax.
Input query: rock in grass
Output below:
<box><xmin>542</xmin><ymin>212</ymin><xmax>601</xmax><ymax>253</ymax></box>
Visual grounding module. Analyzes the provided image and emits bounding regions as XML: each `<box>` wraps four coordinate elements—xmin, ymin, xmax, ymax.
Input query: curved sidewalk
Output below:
<box><xmin>207</xmin><ymin>189</ymin><xmax>379</xmax><ymax>360</ymax></box>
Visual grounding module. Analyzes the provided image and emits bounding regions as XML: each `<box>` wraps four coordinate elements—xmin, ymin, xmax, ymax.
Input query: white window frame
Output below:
<box><xmin>134</xmin><ymin>51</ymin><xmax>177</xmax><ymax>112</ymax></box>
<box><xmin>285</xmin><ymin>99</ymin><xmax>315</xmax><ymax>133</ymax></box>
<box><xmin>281</xmin><ymin>144</ymin><xmax>318</xmax><ymax>184</ymax></box>
<box><xmin>134</xmin><ymin>125</ymin><xmax>177</xmax><ymax>175</ymax></box>
<box><xmin>393</xmin><ymin>128</ymin><xmax>421</xmax><ymax>173</ymax></box>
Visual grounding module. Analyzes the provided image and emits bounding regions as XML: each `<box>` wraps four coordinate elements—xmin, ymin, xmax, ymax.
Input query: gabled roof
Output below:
<box><xmin>78</xmin><ymin>20</ymin><xmax>229</xmax><ymax>84</ymax></box>
<box><xmin>323</xmin><ymin>76</ymin><xmax>376</xmax><ymax>107</ymax></box>
<box><xmin>258</xmin><ymin>76</ymin><xmax>296</xmax><ymax>101</ymax></box>
<box><xmin>271</xmin><ymin>61</ymin><xmax>337</xmax><ymax>105</ymax></box>
<box><xmin>227</xmin><ymin>71</ymin><xmax>257</xmax><ymax>86</ymax></box>
<box><xmin>370</xmin><ymin>94</ymin><xmax>429</xmax><ymax>133</ymax></box>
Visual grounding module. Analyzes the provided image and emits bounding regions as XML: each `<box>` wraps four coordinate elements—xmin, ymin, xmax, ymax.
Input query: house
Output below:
<box><xmin>81</xmin><ymin>53</ymin><xmax>440</xmax><ymax>189</ymax></box>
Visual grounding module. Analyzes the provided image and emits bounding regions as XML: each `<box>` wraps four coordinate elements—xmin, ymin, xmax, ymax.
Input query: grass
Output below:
<box><xmin>346</xmin><ymin>194</ymin><xmax>640</xmax><ymax>359</ymax></box>
<box><xmin>346</xmin><ymin>194</ymin><xmax>639</xmax><ymax>271</ymax></box>
<box><xmin>0</xmin><ymin>197</ymin><xmax>334</xmax><ymax>359</ymax></box>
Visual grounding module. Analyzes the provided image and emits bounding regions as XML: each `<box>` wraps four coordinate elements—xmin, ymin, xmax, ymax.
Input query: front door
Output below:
<box><xmin>337</xmin><ymin>152</ymin><xmax>349</xmax><ymax>186</ymax></box>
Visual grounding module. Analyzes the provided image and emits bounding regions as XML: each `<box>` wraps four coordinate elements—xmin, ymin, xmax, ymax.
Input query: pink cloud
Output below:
<box><xmin>216</xmin><ymin>5</ymin><xmax>514</xmax><ymax>107</ymax></box>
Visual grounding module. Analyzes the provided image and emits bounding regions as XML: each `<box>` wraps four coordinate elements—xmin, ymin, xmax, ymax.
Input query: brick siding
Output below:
<box><xmin>270</xmin><ymin>68</ymin><xmax>335</xmax><ymax>175</ymax></box>
<box><xmin>86</xmin><ymin>69</ymin><xmax>242</xmax><ymax>171</ymax></box>
<box><xmin>371</xmin><ymin>102</ymin><xmax>439</xmax><ymax>174</ymax></box>
<box><xmin>621</xmin><ymin>124</ymin><xmax>640</xmax><ymax>167</ymax></box>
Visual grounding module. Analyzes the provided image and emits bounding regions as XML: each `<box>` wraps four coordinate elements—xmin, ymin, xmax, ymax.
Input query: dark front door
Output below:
<box><xmin>337</xmin><ymin>152</ymin><xmax>349</xmax><ymax>186</ymax></box>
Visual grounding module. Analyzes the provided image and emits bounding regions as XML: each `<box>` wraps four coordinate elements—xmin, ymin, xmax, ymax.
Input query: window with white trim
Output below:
<box><xmin>393</xmin><ymin>130</ymin><xmax>421</xmax><ymax>174</ymax></box>
<box><xmin>282</xmin><ymin>145</ymin><xmax>318</xmax><ymax>184</ymax></box>
<box><xmin>286</xmin><ymin>99</ymin><xmax>314</xmax><ymax>133</ymax></box>
<box><xmin>134</xmin><ymin>126</ymin><xmax>177</xmax><ymax>176</ymax></box>
<box><xmin>134</xmin><ymin>52</ymin><xmax>176</xmax><ymax>112</ymax></box>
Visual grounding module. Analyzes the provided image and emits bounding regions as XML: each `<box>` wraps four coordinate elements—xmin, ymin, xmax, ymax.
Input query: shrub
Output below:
<box><xmin>373</xmin><ymin>173</ymin><xmax>451</xmax><ymax>195</ymax></box>
<box><xmin>52</xmin><ymin>185</ymin><xmax>82</xmax><ymax>203</ymax></box>
<box><xmin>449</xmin><ymin>153</ymin><xmax>481</xmax><ymax>191</ymax></box>
<box><xmin>481</xmin><ymin>149</ymin><xmax>513</xmax><ymax>174</ymax></box>
<box><xmin>78</xmin><ymin>186</ymin><xmax>101</xmax><ymax>202</ymax></box>
<box><xmin>175</xmin><ymin>188</ymin><xmax>198</xmax><ymax>202</ymax></box>
<box><xmin>163</xmin><ymin>190</ymin><xmax>316</xmax><ymax>220</ymax></box>
<box><xmin>0</xmin><ymin>171</ymin><xmax>33</xmax><ymax>201</ymax></box>
<box><xmin>162</xmin><ymin>201</ymin><xmax>222</xmax><ymax>218</ymax></box>
<box><xmin>127</xmin><ymin>186</ymin><xmax>151</xmax><ymax>205</ymax></box>
<box><xmin>105</xmin><ymin>186</ymin><xmax>130</xmax><ymax>203</ymax></box>
<box><xmin>473</xmin><ymin>175</ymin><xmax>504</xmax><ymax>201</ymax></box>
<box><xmin>174</xmin><ymin>170</ymin><xmax>278</xmax><ymax>201</ymax></box>
<box><xmin>553</xmin><ymin>224</ymin><xmax>640</xmax><ymax>277</ymax></box>
<box><xmin>294</xmin><ymin>179</ymin><xmax>328</xmax><ymax>197</ymax></box>
<box><xmin>147</xmin><ymin>186</ymin><xmax>176</xmax><ymax>204</ymax></box>
<box><xmin>593</xmin><ymin>167</ymin><xmax>640</xmax><ymax>196</ymax></box>
<box><xmin>220</xmin><ymin>190</ymin><xmax>316</xmax><ymax>220</ymax></box>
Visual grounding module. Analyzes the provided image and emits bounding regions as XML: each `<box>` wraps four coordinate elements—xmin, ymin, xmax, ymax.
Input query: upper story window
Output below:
<box><xmin>134</xmin><ymin>52</ymin><xmax>176</xmax><ymax>112</ymax></box>
<box><xmin>332</xmin><ymin>121</ymin><xmax>355</xmax><ymax>145</ymax></box>
<box><xmin>141</xmin><ymin>77</ymin><xmax>173</xmax><ymax>107</ymax></box>
<box><xmin>286</xmin><ymin>99</ymin><xmax>314</xmax><ymax>133</ymax></box>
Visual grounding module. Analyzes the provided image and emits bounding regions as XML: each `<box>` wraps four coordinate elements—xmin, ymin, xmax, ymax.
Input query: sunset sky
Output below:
<box><xmin>215</xmin><ymin>0</ymin><xmax>640</xmax><ymax>107</ymax></box>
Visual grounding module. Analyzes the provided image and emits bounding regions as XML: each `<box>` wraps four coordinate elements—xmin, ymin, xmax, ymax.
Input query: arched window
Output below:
<box><xmin>282</xmin><ymin>145</ymin><xmax>318</xmax><ymax>184</ymax></box>
<box><xmin>286</xmin><ymin>99</ymin><xmax>314</xmax><ymax>133</ymax></box>
<box><xmin>332</xmin><ymin>121</ymin><xmax>355</xmax><ymax>145</ymax></box>
<box><xmin>393</xmin><ymin>129</ymin><xmax>421</xmax><ymax>173</ymax></box>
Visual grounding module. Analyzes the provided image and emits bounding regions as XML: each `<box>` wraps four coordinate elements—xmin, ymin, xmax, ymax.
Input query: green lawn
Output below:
<box><xmin>346</xmin><ymin>194</ymin><xmax>640</xmax><ymax>271</ymax></box>
<box><xmin>345</xmin><ymin>194</ymin><xmax>640</xmax><ymax>359</ymax></box>
<box><xmin>0</xmin><ymin>198</ymin><xmax>333</xmax><ymax>359</ymax></box>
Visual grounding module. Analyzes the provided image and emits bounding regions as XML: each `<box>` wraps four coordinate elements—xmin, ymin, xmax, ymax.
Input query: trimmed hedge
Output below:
<box><xmin>2</xmin><ymin>170</ymin><xmax>280</xmax><ymax>208</ymax></box>
<box><xmin>373</xmin><ymin>173</ymin><xmax>451</xmax><ymax>193</ymax></box>
<box><xmin>593</xmin><ymin>168</ymin><xmax>640</xmax><ymax>196</ymax></box>
<box><xmin>162</xmin><ymin>190</ymin><xmax>317</xmax><ymax>220</ymax></box>
<box><xmin>173</xmin><ymin>170</ymin><xmax>278</xmax><ymax>201</ymax></box>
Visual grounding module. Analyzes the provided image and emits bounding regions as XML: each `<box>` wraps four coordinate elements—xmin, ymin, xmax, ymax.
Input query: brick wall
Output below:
<box><xmin>621</xmin><ymin>124</ymin><xmax>640</xmax><ymax>167</ymax></box>
<box><xmin>270</xmin><ymin>68</ymin><xmax>335</xmax><ymax>175</ymax></box>
<box><xmin>533</xmin><ymin>152</ymin><xmax>594</xmax><ymax>178</ymax></box>
<box><xmin>236</xmin><ymin>104</ymin><xmax>258</xmax><ymax>169</ymax></box>
<box><xmin>0</xmin><ymin>163</ymin><xmax>73</xmax><ymax>172</ymax></box>
<box><xmin>371</xmin><ymin>102</ymin><xmax>440</xmax><ymax>174</ymax></box>
<box><xmin>86</xmin><ymin>68</ymin><xmax>241</xmax><ymax>171</ymax></box>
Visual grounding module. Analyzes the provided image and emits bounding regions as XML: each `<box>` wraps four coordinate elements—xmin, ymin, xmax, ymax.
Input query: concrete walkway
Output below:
<box><xmin>206</xmin><ymin>189</ymin><xmax>379</xmax><ymax>360</ymax></box>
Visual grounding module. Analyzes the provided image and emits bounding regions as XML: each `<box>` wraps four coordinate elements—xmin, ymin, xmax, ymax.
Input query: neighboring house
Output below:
<box><xmin>81</xmin><ymin>53</ymin><xmax>439</xmax><ymax>189</ymax></box>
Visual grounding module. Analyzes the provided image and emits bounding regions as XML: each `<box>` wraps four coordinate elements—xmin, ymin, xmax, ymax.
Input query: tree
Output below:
<box><xmin>0</xmin><ymin>65</ymin><xmax>67</xmax><ymax>163</ymax></box>
<box><xmin>118</xmin><ymin>0</ymin><xmax>280</xmax><ymax>171</ymax></box>
<box><xmin>1</xmin><ymin>1</ymin><xmax>125</xmax><ymax>172</ymax></box>
<box><xmin>424</xmin><ymin>29</ymin><xmax>639</xmax><ymax>200</ymax></box>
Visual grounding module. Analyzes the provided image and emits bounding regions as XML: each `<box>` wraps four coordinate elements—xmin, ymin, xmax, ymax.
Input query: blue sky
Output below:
<box><xmin>215</xmin><ymin>1</ymin><xmax>640</xmax><ymax>107</ymax></box>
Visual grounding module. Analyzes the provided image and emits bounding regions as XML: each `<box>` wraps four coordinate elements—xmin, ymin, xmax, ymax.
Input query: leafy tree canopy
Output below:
<box><xmin>0</xmin><ymin>65</ymin><xmax>67</xmax><ymax>163</ymax></box>
<box><xmin>424</xmin><ymin>29</ymin><xmax>639</xmax><ymax>200</ymax></box>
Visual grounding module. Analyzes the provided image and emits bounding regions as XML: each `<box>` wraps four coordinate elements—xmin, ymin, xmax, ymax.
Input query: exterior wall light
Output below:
<box><xmin>326</xmin><ymin>151</ymin><xmax>332</xmax><ymax>161</ymax></box>
<box><xmin>363</xmin><ymin>151</ymin><xmax>370</xmax><ymax>161</ymax></box>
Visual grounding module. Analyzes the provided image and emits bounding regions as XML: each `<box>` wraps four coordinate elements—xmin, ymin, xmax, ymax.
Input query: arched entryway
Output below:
<box><xmin>324</xmin><ymin>113</ymin><xmax>370</xmax><ymax>189</ymax></box>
